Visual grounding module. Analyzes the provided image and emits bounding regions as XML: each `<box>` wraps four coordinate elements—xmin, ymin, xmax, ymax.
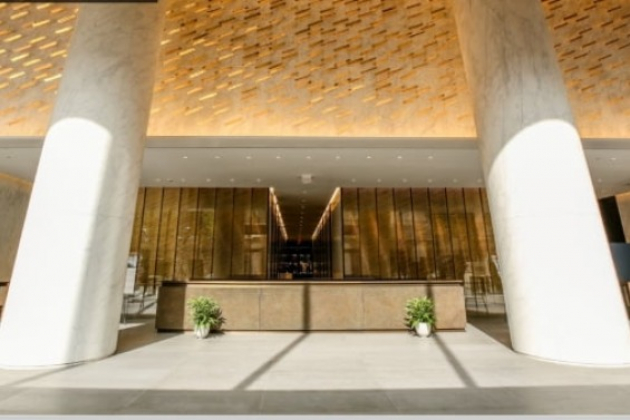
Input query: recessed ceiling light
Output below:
<box><xmin>397</xmin><ymin>155</ymin><xmax>403</xmax><ymax>160</ymax></box>
<box><xmin>246</xmin><ymin>156</ymin><xmax>252</xmax><ymax>160</ymax></box>
<box><xmin>427</xmin><ymin>178</ymin><xmax>433</xmax><ymax>184</ymax></box>
<box><xmin>256</xmin><ymin>178</ymin><xmax>262</xmax><ymax>183</ymax></box>
<box><xmin>214</xmin><ymin>155</ymin><xmax>221</xmax><ymax>159</ymax></box>
<box><xmin>206</xmin><ymin>178</ymin><xmax>212</xmax><ymax>182</ymax></box>
<box><xmin>367</xmin><ymin>156</ymin><xmax>372</xmax><ymax>159</ymax></box>
<box><xmin>230</xmin><ymin>178</ymin><xmax>235</xmax><ymax>183</ymax></box>
<box><xmin>610</xmin><ymin>157</ymin><xmax>617</xmax><ymax>161</ymax></box>
<box><xmin>335</xmin><ymin>155</ymin><xmax>341</xmax><ymax>160</ymax></box>
<box><xmin>182</xmin><ymin>156</ymin><xmax>188</xmax><ymax>159</ymax></box>
<box><xmin>428</xmin><ymin>156</ymin><xmax>434</xmax><ymax>160</ymax></box>
<box><xmin>402</xmin><ymin>178</ymin><xmax>408</xmax><ymax>183</ymax></box>
<box><xmin>276</xmin><ymin>155</ymin><xmax>282</xmax><ymax>160</ymax></box>
<box><xmin>306</xmin><ymin>156</ymin><xmax>312</xmax><ymax>160</ymax></box>
<box><xmin>376</xmin><ymin>178</ymin><xmax>382</xmax><ymax>183</ymax></box>
<box><xmin>351</xmin><ymin>178</ymin><xmax>356</xmax><ymax>183</ymax></box>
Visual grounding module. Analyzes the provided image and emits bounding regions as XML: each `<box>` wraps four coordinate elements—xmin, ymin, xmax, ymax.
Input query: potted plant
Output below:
<box><xmin>405</xmin><ymin>296</ymin><xmax>436</xmax><ymax>337</ymax></box>
<box><xmin>187</xmin><ymin>296</ymin><xmax>225</xmax><ymax>339</ymax></box>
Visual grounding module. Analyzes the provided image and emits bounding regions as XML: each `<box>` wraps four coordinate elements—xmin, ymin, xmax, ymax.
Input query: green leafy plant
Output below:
<box><xmin>405</xmin><ymin>296</ymin><xmax>436</xmax><ymax>330</ymax></box>
<box><xmin>187</xmin><ymin>296</ymin><xmax>225</xmax><ymax>331</ymax></box>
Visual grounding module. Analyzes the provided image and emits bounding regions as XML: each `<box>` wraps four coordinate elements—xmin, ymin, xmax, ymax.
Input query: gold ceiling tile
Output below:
<box><xmin>543</xmin><ymin>0</ymin><xmax>630</xmax><ymax>138</ymax></box>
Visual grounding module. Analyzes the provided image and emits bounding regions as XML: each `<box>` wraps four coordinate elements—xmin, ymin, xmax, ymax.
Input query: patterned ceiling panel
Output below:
<box><xmin>0</xmin><ymin>2</ymin><xmax>77</xmax><ymax>136</ymax></box>
<box><xmin>147</xmin><ymin>0</ymin><xmax>475</xmax><ymax>137</ymax></box>
<box><xmin>0</xmin><ymin>0</ymin><xmax>627</xmax><ymax>139</ymax></box>
<box><xmin>542</xmin><ymin>0</ymin><xmax>630</xmax><ymax>138</ymax></box>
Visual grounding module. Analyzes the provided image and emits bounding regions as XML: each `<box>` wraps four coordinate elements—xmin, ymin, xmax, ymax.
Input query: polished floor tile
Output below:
<box><xmin>0</xmin><ymin>315</ymin><xmax>629</xmax><ymax>414</ymax></box>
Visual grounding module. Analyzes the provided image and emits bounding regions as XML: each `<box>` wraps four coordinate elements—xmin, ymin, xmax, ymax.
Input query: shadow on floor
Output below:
<box><xmin>1</xmin><ymin>384</ymin><xmax>629</xmax><ymax>414</ymax></box>
<box><xmin>116</xmin><ymin>316</ymin><xmax>181</xmax><ymax>354</ymax></box>
<box><xmin>467</xmin><ymin>312</ymin><xmax>512</xmax><ymax>349</ymax></box>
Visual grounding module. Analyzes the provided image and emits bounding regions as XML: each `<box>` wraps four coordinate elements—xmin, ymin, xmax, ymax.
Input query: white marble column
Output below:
<box><xmin>0</xmin><ymin>2</ymin><xmax>164</xmax><ymax>367</ymax></box>
<box><xmin>453</xmin><ymin>0</ymin><xmax>630</xmax><ymax>365</ymax></box>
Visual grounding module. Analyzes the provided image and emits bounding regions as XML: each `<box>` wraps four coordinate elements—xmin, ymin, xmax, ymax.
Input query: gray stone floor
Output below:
<box><xmin>1</xmin><ymin>315</ymin><xmax>630</xmax><ymax>414</ymax></box>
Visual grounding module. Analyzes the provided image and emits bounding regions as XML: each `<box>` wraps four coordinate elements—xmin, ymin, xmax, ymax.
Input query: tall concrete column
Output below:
<box><xmin>452</xmin><ymin>0</ymin><xmax>630</xmax><ymax>365</ymax></box>
<box><xmin>0</xmin><ymin>2</ymin><xmax>164</xmax><ymax>367</ymax></box>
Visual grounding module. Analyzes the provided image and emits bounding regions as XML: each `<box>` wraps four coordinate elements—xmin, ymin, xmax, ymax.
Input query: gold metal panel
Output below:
<box><xmin>193</xmin><ymin>188</ymin><xmax>216</xmax><ymax>279</ymax></box>
<box><xmin>463</xmin><ymin>188</ymin><xmax>493</xmax><ymax>308</ymax></box>
<box><xmin>156</xmin><ymin>188</ymin><xmax>181</xmax><ymax>282</ymax></box>
<box><xmin>138</xmin><ymin>188</ymin><xmax>163</xmax><ymax>287</ymax></box>
<box><xmin>412</xmin><ymin>189</ymin><xmax>436</xmax><ymax>279</ymax></box>
<box><xmin>250</xmin><ymin>188</ymin><xmax>269</xmax><ymax>278</ymax></box>
<box><xmin>174</xmin><ymin>188</ymin><xmax>199</xmax><ymax>281</ymax></box>
<box><xmin>342</xmin><ymin>189</ymin><xmax>361</xmax><ymax>278</ymax></box>
<box><xmin>212</xmin><ymin>188</ymin><xmax>235</xmax><ymax>279</ymax></box>
<box><xmin>231</xmin><ymin>189</ymin><xmax>252</xmax><ymax>277</ymax></box>
<box><xmin>446</xmin><ymin>188</ymin><xmax>471</xmax><ymax>282</ymax></box>
<box><xmin>376</xmin><ymin>188</ymin><xmax>398</xmax><ymax>279</ymax></box>
<box><xmin>394</xmin><ymin>188</ymin><xmax>418</xmax><ymax>279</ymax></box>
<box><xmin>331</xmin><ymin>202</ymin><xmax>343</xmax><ymax>279</ymax></box>
<box><xmin>480</xmin><ymin>188</ymin><xmax>501</xmax><ymax>293</ymax></box>
<box><xmin>617</xmin><ymin>191</ymin><xmax>630</xmax><ymax>243</ymax></box>
<box><xmin>129</xmin><ymin>188</ymin><xmax>146</xmax><ymax>256</ymax></box>
<box><xmin>429</xmin><ymin>188</ymin><xmax>454</xmax><ymax>279</ymax></box>
<box><xmin>358</xmin><ymin>188</ymin><xmax>379</xmax><ymax>278</ymax></box>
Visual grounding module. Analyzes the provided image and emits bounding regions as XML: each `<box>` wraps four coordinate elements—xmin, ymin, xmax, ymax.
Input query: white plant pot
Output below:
<box><xmin>415</xmin><ymin>322</ymin><xmax>431</xmax><ymax>337</ymax></box>
<box><xmin>194</xmin><ymin>324</ymin><xmax>210</xmax><ymax>339</ymax></box>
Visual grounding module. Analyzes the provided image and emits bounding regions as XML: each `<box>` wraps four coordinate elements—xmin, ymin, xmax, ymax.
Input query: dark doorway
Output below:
<box><xmin>279</xmin><ymin>240</ymin><xmax>313</xmax><ymax>279</ymax></box>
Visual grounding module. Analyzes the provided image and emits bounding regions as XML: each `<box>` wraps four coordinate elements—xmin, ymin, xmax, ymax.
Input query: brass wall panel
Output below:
<box><xmin>618</xmin><ymin>192</ymin><xmax>630</xmax><ymax>243</ymax></box>
<box><xmin>429</xmin><ymin>189</ymin><xmax>455</xmax><ymax>279</ymax></box>
<box><xmin>480</xmin><ymin>189</ymin><xmax>501</xmax><ymax>293</ymax></box>
<box><xmin>376</xmin><ymin>188</ymin><xmax>398</xmax><ymax>279</ymax></box>
<box><xmin>174</xmin><ymin>188</ymin><xmax>199</xmax><ymax>281</ymax></box>
<box><xmin>251</xmin><ymin>189</ymin><xmax>269</xmax><ymax>278</ymax></box>
<box><xmin>193</xmin><ymin>188</ymin><xmax>216</xmax><ymax>279</ymax></box>
<box><xmin>463</xmin><ymin>188</ymin><xmax>493</xmax><ymax>307</ymax></box>
<box><xmin>156</xmin><ymin>188</ymin><xmax>181</xmax><ymax>282</ymax></box>
<box><xmin>331</xmin><ymin>202</ymin><xmax>344</xmax><ymax>279</ymax></box>
<box><xmin>212</xmin><ymin>189</ymin><xmax>235</xmax><ymax>279</ymax></box>
<box><xmin>395</xmin><ymin>189</ymin><xmax>418</xmax><ymax>279</ymax></box>
<box><xmin>138</xmin><ymin>188</ymin><xmax>163</xmax><ymax>287</ymax></box>
<box><xmin>231</xmin><ymin>189</ymin><xmax>252</xmax><ymax>277</ymax></box>
<box><xmin>446</xmin><ymin>188</ymin><xmax>471</xmax><ymax>282</ymax></box>
<box><xmin>358</xmin><ymin>188</ymin><xmax>379</xmax><ymax>278</ymax></box>
<box><xmin>129</xmin><ymin>188</ymin><xmax>146</xmax><ymax>256</ymax></box>
<box><xmin>342</xmin><ymin>189</ymin><xmax>361</xmax><ymax>278</ymax></box>
<box><xmin>412</xmin><ymin>189</ymin><xmax>436</xmax><ymax>279</ymax></box>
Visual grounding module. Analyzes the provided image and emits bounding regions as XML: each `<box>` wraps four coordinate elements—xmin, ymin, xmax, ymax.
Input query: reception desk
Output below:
<box><xmin>156</xmin><ymin>280</ymin><xmax>466</xmax><ymax>331</ymax></box>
